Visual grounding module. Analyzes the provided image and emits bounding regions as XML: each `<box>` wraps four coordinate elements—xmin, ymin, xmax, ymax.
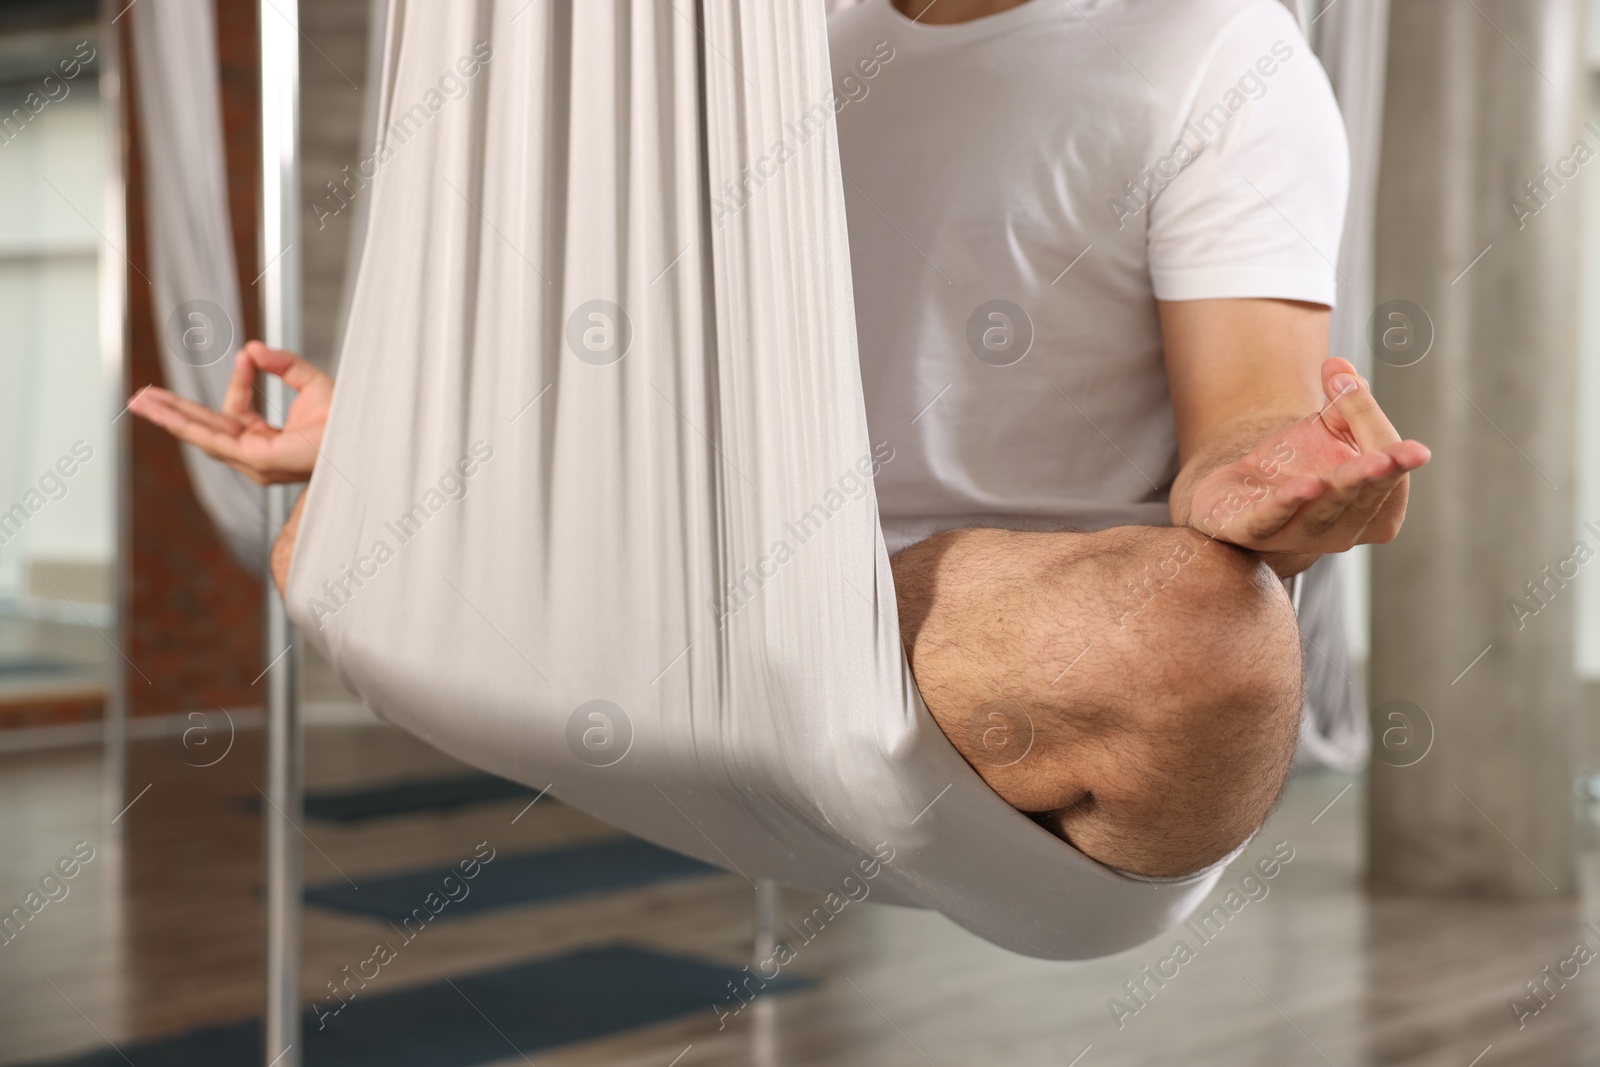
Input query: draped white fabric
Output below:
<box><xmin>1313</xmin><ymin>0</ymin><xmax>1393</xmax><ymax>359</ymax></box>
<box><xmin>130</xmin><ymin>0</ymin><xmax>267</xmax><ymax>569</ymax></box>
<box><xmin>1293</xmin><ymin>0</ymin><xmax>1393</xmax><ymax>772</ymax></box>
<box><xmin>287</xmin><ymin>0</ymin><xmax>1230</xmax><ymax>959</ymax></box>
<box><xmin>329</xmin><ymin>0</ymin><xmax>394</xmax><ymax>362</ymax></box>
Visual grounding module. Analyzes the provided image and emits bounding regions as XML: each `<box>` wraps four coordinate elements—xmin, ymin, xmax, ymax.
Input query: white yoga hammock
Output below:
<box><xmin>271</xmin><ymin>0</ymin><xmax>1245</xmax><ymax>960</ymax></box>
<box><xmin>129</xmin><ymin>0</ymin><xmax>1389</xmax><ymax>962</ymax></box>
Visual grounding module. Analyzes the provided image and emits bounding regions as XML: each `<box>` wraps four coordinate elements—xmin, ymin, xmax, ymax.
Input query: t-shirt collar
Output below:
<box><xmin>870</xmin><ymin>0</ymin><xmax>1078</xmax><ymax>45</ymax></box>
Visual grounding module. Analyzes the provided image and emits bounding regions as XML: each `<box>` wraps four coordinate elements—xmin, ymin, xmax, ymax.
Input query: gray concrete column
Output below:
<box><xmin>1368</xmin><ymin>0</ymin><xmax>1584</xmax><ymax>897</ymax></box>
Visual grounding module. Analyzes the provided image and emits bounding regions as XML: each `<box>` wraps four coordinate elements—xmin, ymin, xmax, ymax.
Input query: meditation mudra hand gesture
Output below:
<box><xmin>128</xmin><ymin>341</ymin><xmax>332</xmax><ymax>485</ymax></box>
<box><xmin>131</xmin><ymin>342</ymin><xmax>331</xmax><ymax>593</ymax></box>
<box><xmin>1182</xmin><ymin>357</ymin><xmax>1431</xmax><ymax>565</ymax></box>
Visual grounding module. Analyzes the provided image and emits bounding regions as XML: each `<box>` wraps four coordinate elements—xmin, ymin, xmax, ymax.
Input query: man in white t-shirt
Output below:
<box><xmin>129</xmin><ymin>0</ymin><xmax>1428</xmax><ymax>882</ymax></box>
<box><xmin>830</xmin><ymin>0</ymin><xmax>1429</xmax><ymax>874</ymax></box>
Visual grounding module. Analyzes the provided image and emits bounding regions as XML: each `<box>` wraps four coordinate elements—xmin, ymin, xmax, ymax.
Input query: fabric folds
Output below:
<box><xmin>286</xmin><ymin>0</ymin><xmax>1228</xmax><ymax>959</ymax></box>
<box><xmin>130</xmin><ymin>0</ymin><xmax>267</xmax><ymax>569</ymax></box>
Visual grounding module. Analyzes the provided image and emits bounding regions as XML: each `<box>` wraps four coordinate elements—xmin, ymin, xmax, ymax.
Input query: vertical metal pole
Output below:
<box><xmin>752</xmin><ymin>879</ymin><xmax>779</xmax><ymax>1067</ymax></box>
<box><xmin>99</xmin><ymin>0</ymin><xmax>129</xmax><ymax>826</ymax></box>
<box><xmin>260</xmin><ymin>2</ymin><xmax>303</xmax><ymax>1064</ymax></box>
<box><xmin>753</xmin><ymin>878</ymin><xmax>776</xmax><ymax>962</ymax></box>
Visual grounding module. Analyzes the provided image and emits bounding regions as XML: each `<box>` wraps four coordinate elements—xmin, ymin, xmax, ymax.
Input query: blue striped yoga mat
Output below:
<box><xmin>304</xmin><ymin>837</ymin><xmax>724</xmax><ymax>920</ymax></box>
<box><xmin>21</xmin><ymin>945</ymin><xmax>812</xmax><ymax>1067</ymax></box>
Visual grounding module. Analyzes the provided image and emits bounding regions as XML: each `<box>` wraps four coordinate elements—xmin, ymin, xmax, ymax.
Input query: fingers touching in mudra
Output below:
<box><xmin>1188</xmin><ymin>357</ymin><xmax>1431</xmax><ymax>555</ymax></box>
<box><xmin>128</xmin><ymin>341</ymin><xmax>333</xmax><ymax>485</ymax></box>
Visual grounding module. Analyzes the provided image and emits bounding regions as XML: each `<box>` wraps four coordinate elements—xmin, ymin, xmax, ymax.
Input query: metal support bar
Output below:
<box><xmin>262</xmin><ymin>561</ymin><xmax>301</xmax><ymax>1067</ymax></box>
<box><xmin>752</xmin><ymin>879</ymin><xmax>780</xmax><ymax>1067</ymax></box>
<box><xmin>753</xmin><ymin>877</ymin><xmax>777</xmax><ymax>963</ymax></box>
<box><xmin>260</xmin><ymin>2</ymin><xmax>303</xmax><ymax>1064</ymax></box>
<box><xmin>99</xmin><ymin>0</ymin><xmax>130</xmax><ymax>828</ymax></box>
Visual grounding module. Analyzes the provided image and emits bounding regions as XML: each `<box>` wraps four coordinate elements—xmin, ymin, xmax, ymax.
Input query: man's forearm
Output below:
<box><xmin>1168</xmin><ymin>412</ymin><xmax>1319</xmax><ymax>578</ymax></box>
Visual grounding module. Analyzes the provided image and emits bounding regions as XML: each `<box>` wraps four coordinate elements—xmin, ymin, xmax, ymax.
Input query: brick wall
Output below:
<box><xmin>120</xmin><ymin>0</ymin><xmax>265</xmax><ymax>719</ymax></box>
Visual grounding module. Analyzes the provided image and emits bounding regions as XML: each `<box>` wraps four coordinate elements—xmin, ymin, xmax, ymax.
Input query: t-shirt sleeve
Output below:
<box><xmin>1146</xmin><ymin>3</ymin><xmax>1349</xmax><ymax>306</ymax></box>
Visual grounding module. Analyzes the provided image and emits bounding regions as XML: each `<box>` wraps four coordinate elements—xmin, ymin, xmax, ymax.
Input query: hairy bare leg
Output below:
<box><xmin>270</xmin><ymin>493</ymin><xmax>305</xmax><ymax>598</ymax></box>
<box><xmin>891</xmin><ymin>526</ymin><xmax>1303</xmax><ymax>878</ymax></box>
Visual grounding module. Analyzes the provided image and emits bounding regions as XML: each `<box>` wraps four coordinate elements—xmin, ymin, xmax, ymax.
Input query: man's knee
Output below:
<box><xmin>1119</xmin><ymin>529</ymin><xmax>1301</xmax><ymax>722</ymax></box>
<box><xmin>892</xmin><ymin>525</ymin><xmax>1304</xmax><ymax>878</ymax></box>
<box><xmin>1153</xmin><ymin>533</ymin><xmax>1304</xmax><ymax>806</ymax></box>
<box><xmin>1049</xmin><ymin>528</ymin><xmax>1304</xmax><ymax>875</ymax></box>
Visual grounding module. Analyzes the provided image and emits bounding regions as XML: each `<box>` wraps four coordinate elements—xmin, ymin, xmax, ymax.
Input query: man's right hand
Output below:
<box><xmin>128</xmin><ymin>341</ymin><xmax>333</xmax><ymax>485</ymax></box>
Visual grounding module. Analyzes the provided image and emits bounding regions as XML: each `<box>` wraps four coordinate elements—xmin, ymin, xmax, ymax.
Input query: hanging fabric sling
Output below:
<box><xmin>129</xmin><ymin>0</ymin><xmax>267</xmax><ymax>569</ymax></box>
<box><xmin>278</xmin><ymin>0</ymin><xmax>1234</xmax><ymax>960</ymax></box>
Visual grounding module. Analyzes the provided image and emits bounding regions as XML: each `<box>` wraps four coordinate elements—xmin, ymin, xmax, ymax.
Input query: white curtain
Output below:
<box><xmin>1314</xmin><ymin>0</ymin><xmax>1391</xmax><ymax>381</ymax></box>
<box><xmin>329</xmin><ymin>0</ymin><xmax>393</xmax><ymax>364</ymax></box>
<box><xmin>130</xmin><ymin>0</ymin><xmax>267</xmax><ymax>571</ymax></box>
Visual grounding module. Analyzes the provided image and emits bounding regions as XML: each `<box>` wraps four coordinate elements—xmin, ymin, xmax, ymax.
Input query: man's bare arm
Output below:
<box><xmin>1161</xmin><ymin>299</ymin><xmax>1430</xmax><ymax>576</ymax></box>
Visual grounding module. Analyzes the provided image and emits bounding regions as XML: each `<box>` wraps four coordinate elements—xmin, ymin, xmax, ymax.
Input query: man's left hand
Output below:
<box><xmin>1187</xmin><ymin>357</ymin><xmax>1430</xmax><ymax>557</ymax></box>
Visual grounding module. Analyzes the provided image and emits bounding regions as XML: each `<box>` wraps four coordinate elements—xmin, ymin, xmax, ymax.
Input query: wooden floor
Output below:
<box><xmin>2</xmin><ymin>724</ymin><xmax>1598</xmax><ymax>1067</ymax></box>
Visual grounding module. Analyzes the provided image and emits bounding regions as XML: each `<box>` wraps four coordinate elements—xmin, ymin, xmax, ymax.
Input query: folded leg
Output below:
<box><xmin>891</xmin><ymin>525</ymin><xmax>1303</xmax><ymax>878</ymax></box>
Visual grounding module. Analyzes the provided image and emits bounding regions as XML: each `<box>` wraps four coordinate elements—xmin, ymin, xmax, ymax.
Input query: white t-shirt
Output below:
<box><xmin>828</xmin><ymin>0</ymin><xmax>1349</xmax><ymax>554</ymax></box>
